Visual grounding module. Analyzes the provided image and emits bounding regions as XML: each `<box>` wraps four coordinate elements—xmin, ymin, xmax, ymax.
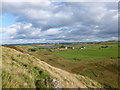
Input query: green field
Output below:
<box><xmin>53</xmin><ymin>44</ymin><xmax>118</xmax><ymax>61</ymax></box>
<box><xmin>13</xmin><ymin>41</ymin><xmax>119</xmax><ymax>88</ymax></box>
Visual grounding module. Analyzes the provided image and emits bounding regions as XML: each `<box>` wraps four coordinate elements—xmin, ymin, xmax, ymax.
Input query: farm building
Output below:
<box><xmin>80</xmin><ymin>46</ymin><xmax>86</xmax><ymax>49</ymax></box>
<box><xmin>65</xmin><ymin>47</ymin><xmax>74</xmax><ymax>49</ymax></box>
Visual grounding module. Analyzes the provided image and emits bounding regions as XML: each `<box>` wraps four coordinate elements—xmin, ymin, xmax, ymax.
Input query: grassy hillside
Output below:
<box><xmin>52</xmin><ymin>44</ymin><xmax>119</xmax><ymax>88</ymax></box>
<box><xmin>2</xmin><ymin>46</ymin><xmax>103</xmax><ymax>88</ymax></box>
<box><xmin>2</xmin><ymin>46</ymin><xmax>52</xmax><ymax>88</ymax></box>
<box><xmin>12</xmin><ymin>42</ymin><xmax>119</xmax><ymax>88</ymax></box>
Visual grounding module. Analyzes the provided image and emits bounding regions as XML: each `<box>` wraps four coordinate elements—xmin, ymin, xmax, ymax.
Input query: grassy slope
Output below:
<box><xmin>2</xmin><ymin>46</ymin><xmax>51</xmax><ymax>88</ymax></box>
<box><xmin>2</xmin><ymin>46</ymin><xmax>103</xmax><ymax>88</ymax></box>
<box><xmin>13</xmin><ymin>43</ymin><xmax>119</xmax><ymax>88</ymax></box>
<box><xmin>52</xmin><ymin>44</ymin><xmax>119</xmax><ymax>88</ymax></box>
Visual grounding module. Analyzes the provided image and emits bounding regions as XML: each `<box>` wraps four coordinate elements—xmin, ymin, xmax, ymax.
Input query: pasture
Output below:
<box><xmin>53</xmin><ymin>44</ymin><xmax>118</xmax><ymax>61</ymax></box>
<box><xmin>13</xmin><ymin>41</ymin><xmax>119</xmax><ymax>88</ymax></box>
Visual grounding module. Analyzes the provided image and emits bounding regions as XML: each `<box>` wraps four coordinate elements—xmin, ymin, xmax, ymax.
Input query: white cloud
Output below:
<box><xmin>1</xmin><ymin>2</ymin><xmax>118</xmax><ymax>44</ymax></box>
<box><xmin>45</xmin><ymin>28</ymin><xmax>62</xmax><ymax>35</ymax></box>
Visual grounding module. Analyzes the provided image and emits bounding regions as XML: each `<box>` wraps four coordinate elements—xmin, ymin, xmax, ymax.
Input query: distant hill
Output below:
<box><xmin>1</xmin><ymin>40</ymin><xmax>119</xmax><ymax>46</ymax></box>
<box><xmin>2</xmin><ymin>46</ymin><xmax>103</xmax><ymax>88</ymax></box>
<box><xmin>2</xmin><ymin>43</ymin><xmax>50</xmax><ymax>46</ymax></box>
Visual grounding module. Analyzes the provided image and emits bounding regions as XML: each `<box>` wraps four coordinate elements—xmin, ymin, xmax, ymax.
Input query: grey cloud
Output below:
<box><xmin>1</xmin><ymin>2</ymin><xmax>118</xmax><ymax>43</ymax></box>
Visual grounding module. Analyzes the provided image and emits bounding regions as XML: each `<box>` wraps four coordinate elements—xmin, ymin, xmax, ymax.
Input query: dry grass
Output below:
<box><xmin>2</xmin><ymin>46</ymin><xmax>103</xmax><ymax>88</ymax></box>
<box><xmin>2</xmin><ymin>46</ymin><xmax>51</xmax><ymax>88</ymax></box>
<box><xmin>14</xmin><ymin>43</ymin><xmax>119</xmax><ymax>88</ymax></box>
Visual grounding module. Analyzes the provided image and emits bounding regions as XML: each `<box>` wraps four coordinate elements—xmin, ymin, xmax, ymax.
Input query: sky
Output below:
<box><xmin>0</xmin><ymin>0</ymin><xmax>119</xmax><ymax>44</ymax></box>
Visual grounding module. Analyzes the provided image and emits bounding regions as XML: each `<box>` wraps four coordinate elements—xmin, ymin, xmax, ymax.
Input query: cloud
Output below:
<box><xmin>1</xmin><ymin>1</ymin><xmax>118</xmax><ymax>44</ymax></box>
<box><xmin>1</xmin><ymin>23</ymin><xmax>63</xmax><ymax>40</ymax></box>
<box><xmin>2</xmin><ymin>0</ymin><xmax>119</xmax><ymax>2</ymax></box>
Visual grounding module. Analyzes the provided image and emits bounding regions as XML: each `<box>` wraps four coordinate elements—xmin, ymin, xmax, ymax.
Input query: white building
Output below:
<box><xmin>65</xmin><ymin>47</ymin><xmax>68</xmax><ymax>49</ymax></box>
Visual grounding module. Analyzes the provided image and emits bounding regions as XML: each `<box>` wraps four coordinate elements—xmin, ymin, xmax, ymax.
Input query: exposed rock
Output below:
<box><xmin>47</xmin><ymin>77</ymin><xmax>63</xmax><ymax>88</ymax></box>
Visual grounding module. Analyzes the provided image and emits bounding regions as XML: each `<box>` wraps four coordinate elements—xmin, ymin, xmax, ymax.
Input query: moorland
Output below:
<box><xmin>2</xmin><ymin>41</ymin><xmax>119</xmax><ymax>88</ymax></box>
